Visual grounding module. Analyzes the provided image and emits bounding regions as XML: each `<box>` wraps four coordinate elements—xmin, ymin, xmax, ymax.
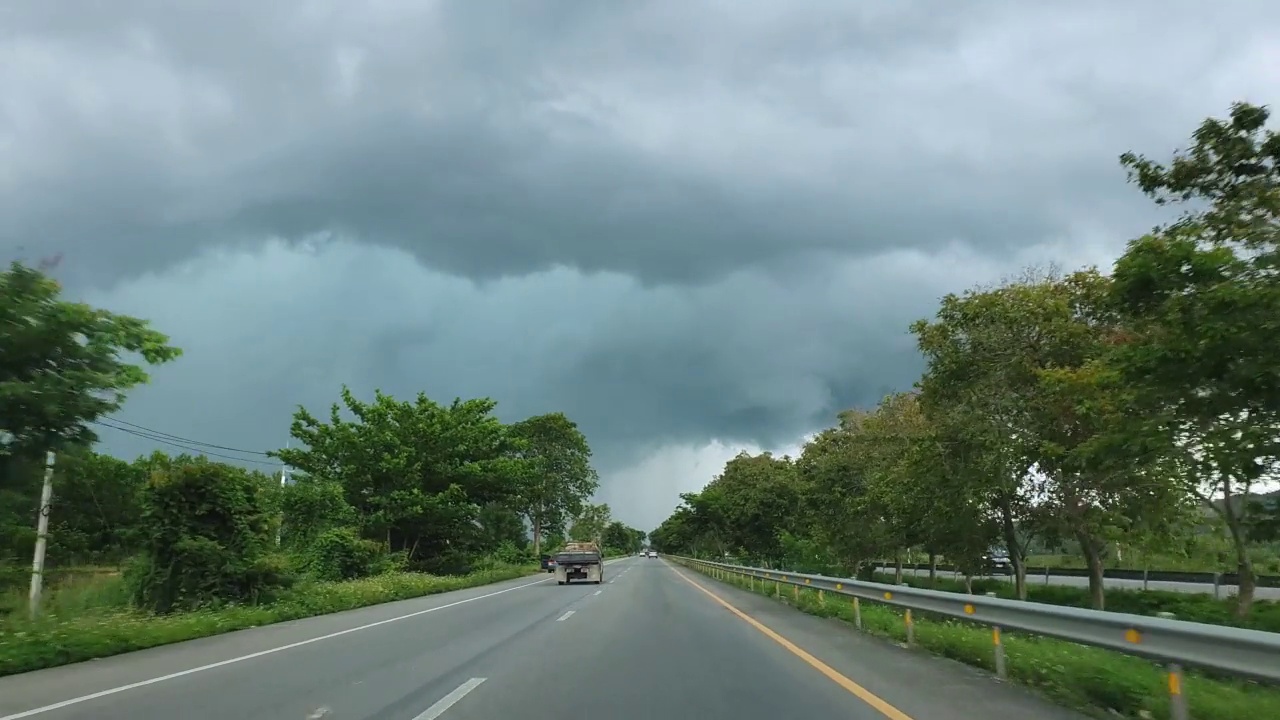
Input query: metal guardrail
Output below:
<box><xmin>869</xmin><ymin>561</ymin><xmax>1280</xmax><ymax>589</ymax></box>
<box><xmin>673</xmin><ymin>556</ymin><xmax>1280</xmax><ymax>719</ymax></box>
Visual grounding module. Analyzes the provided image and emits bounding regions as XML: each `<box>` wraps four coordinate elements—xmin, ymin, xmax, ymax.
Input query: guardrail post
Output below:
<box><xmin>774</xmin><ymin>580</ymin><xmax>780</xmax><ymax>597</ymax></box>
<box><xmin>818</xmin><ymin>588</ymin><xmax>825</xmax><ymax>605</ymax></box>
<box><xmin>1212</xmin><ymin>572</ymin><xmax>1221</xmax><ymax>600</ymax></box>
<box><xmin>904</xmin><ymin>609</ymin><xmax>914</xmax><ymax>647</ymax></box>
<box><xmin>853</xmin><ymin>597</ymin><xmax>862</xmax><ymax>629</ymax></box>
<box><xmin>1043</xmin><ymin>566</ymin><xmax>1050</xmax><ymax>585</ymax></box>
<box><xmin>1167</xmin><ymin>664</ymin><xmax>1188</xmax><ymax>720</ymax></box>
<box><xmin>992</xmin><ymin>626</ymin><xmax>1007</xmax><ymax>679</ymax></box>
<box><xmin>793</xmin><ymin>584</ymin><xmax>799</xmax><ymax>602</ymax></box>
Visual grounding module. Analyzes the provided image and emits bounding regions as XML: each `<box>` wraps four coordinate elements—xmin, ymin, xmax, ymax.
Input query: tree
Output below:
<box><xmin>912</xmin><ymin>278</ymin><xmax>1047</xmax><ymax>599</ymax></box>
<box><xmin>508</xmin><ymin>412</ymin><xmax>599</xmax><ymax>556</ymax></box>
<box><xmin>601</xmin><ymin>520</ymin><xmax>645</xmax><ymax>554</ymax></box>
<box><xmin>0</xmin><ymin>261</ymin><xmax>181</xmax><ymax>456</ymax></box>
<box><xmin>1107</xmin><ymin>101</ymin><xmax>1280</xmax><ymax>615</ymax></box>
<box><xmin>710</xmin><ymin>452</ymin><xmax>804</xmax><ymax>565</ymax></box>
<box><xmin>273</xmin><ymin>387</ymin><xmax>527</xmax><ymax>572</ymax></box>
<box><xmin>796</xmin><ymin>412</ymin><xmax>897</xmax><ymax>578</ymax></box>
<box><xmin>569</xmin><ymin>502</ymin><xmax>611</xmax><ymax>544</ymax></box>
<box><xmin>46</xmin><ymin>447</ymin><xmax>147</xmax><ymax>566</ymax></box>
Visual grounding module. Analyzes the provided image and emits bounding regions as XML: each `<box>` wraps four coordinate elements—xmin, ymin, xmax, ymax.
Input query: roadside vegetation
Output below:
<box><xmin>0</xmin><ymin>260</ymin><xmax>644</xmax><ymax>675</ymax></box>
<box><xmin>651</xmin><ymin>102</ymin><xmax>1280</xmax><ymax>717</ymax></box>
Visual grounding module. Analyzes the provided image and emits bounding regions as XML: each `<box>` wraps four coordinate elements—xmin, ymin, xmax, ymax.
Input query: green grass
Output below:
<box><xmin>682</xmin><ymin>561</ymin><xmax>1280</xmax><ymax>720</ymax></box>
<box><xmin>0</xmin><ymin>563</ymin><xmax>538</xmax><ymax>678</ymax></box>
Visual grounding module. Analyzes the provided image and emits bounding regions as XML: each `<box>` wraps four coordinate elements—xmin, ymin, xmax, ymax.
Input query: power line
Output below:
<box><xmin>97</xmin><ymin>416</ymin><xmax>273</xmax><ymax>456</ymax></box>
<box><xmin>90</xmin><ymin>420</ymin><xmax>280</xmax><ymax>467</ymax></box>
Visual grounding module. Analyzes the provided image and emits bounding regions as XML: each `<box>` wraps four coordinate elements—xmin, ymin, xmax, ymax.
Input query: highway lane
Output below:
<box><xmin>0</xmin><ymin>556</ymin><xmax>1089</xmax><ymax>720</ymax></box>
<box><xmin>874</xmin><ymin>566</ymin><xmax>1280</xmax><ymax>599</ymax></box>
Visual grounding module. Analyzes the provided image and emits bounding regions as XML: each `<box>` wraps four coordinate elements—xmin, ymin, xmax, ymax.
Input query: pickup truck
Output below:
<box><xmin>553</xmin><ymin>542</ymin><xmax>604</xmax><ymax>585</ymax></box>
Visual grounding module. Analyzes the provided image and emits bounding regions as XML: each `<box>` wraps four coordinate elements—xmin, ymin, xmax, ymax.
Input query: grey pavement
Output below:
<box><xmin>0</xmin><ymin>557</ymin><xmax>1088</xmax><ymax>720</ymax></box>
<box><xmin>874</xmin><ymin>566</ymin><xmax>1280</xmax><ymax>600</ymax></box>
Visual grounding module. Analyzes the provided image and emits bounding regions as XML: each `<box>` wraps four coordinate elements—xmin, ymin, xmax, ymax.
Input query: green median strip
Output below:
<box><xmin>688</xmin><ymin>562</ymin><xmax>1280</xmax><ymax>720</ymax></box>
<box><xmin>0</xmin><ymin>563</ymin><xmax>538</xmax><ymax>678</ymax></box>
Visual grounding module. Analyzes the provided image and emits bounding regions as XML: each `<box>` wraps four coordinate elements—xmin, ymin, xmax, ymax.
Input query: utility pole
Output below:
<box><xmin>29</xmin><ymin>450</ymin><xmax>56</xmax><ymax>619</ymax></box>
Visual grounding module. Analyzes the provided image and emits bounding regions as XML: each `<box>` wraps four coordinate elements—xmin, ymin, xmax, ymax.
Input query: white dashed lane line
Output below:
<box><xmin>411</xmin><ymin>678</ymin><xmax>486</xmax><ymax>720</ymax></box>
<box><xmin>556</xmin><ymin>610</ymin><xmax>576</xmax><ymax>622</ymax></box>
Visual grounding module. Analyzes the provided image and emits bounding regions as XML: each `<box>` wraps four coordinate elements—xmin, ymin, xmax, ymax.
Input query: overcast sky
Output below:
<box><xmin>3</xmin><ymin>1</ymin><xmax>1277</xmax><ymax>530</ymax></box>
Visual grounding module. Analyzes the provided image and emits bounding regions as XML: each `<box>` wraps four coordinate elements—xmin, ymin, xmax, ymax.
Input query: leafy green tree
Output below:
<box><xmin>0</xmin><ymin>262</ymin><xmax>181</xmax><ymax>455</ymax></box>
<box><xmin>569</xmin><ymin>502</ymin><xmax>611</xmax><ymax>544</ymax></box>
<box><xmin>273</xmin><ymin>387</ymin><xmax>526</xmax><ymax>571</ymax></box>
<box><xmin>711</xmin><ymin>452</ymin><xmax>805</xmax><ymax>565</ymax></box>
<box><xmin>1107</xmin><ymin>101</ymin><xmax>1280</xmax><ymax>615</ymax></box>
<box><xmin>601</xmin><ymin>520</ymin><xmax>646</xmax><ymax>554</ymax></box>
<box><xmin>795</xmin><ymin>412</ymin><xmax>897</xmax><ymax>578</ymax></box>
<box><xmin>912</xmin><ymin>281</ymin><xmax>1045</xmax><ymax>598</ymax></box>
<box><xmin>475</xmin><ymin>501</ymin><xmax>529</xmax><ymax>551</ymax></box>
<box><xmin>46</xmin><ymin>447</ymin><xmax>147</xmax><ymax>566</ymax></box>
<box><xmin>508</xmin><ymin>413</ymin><xmax>599</xmax><ymax>556</ymax></box>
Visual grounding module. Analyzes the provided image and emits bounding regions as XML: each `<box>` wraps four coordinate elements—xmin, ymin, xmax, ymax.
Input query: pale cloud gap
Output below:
<box><xmin>4</xmin><ymin>1</ymin><xmax>1279</xmax><ymax>528</ymax></box>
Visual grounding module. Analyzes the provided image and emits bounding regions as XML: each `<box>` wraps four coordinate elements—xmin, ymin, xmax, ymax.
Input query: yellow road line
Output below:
<box><xmin>673</xmin><ymin>567</ymin><xmax>915</xmax><ymax>720</ymax></box>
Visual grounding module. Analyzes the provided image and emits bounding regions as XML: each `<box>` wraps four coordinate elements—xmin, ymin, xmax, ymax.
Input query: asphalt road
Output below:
<box><xmin>0</xmin><ymin>557</ymin><xmax>1088</xmax><ymax>720</ymax></box>
<box><xmin>874</xmin><ymin>566</ymin><xmax>1280</xmax><ymax>600</ymax></box>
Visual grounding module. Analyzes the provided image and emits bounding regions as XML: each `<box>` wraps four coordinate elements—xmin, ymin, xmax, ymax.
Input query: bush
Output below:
<box><xmin>300</xmin><ymin>528</ymin><xmax>402</xmax><ymax>582</ymax></box>
<box><xmin>130</xmin><ymin>458</ymin><xmax>287</xmax><ymax>613</ymax></box>
<box><xmin>0</xmin><ymin>562</ymin><xmax>539</xmax><ymax>677</ymax></box>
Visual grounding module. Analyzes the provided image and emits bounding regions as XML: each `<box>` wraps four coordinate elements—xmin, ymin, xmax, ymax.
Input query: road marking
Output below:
<box><xmin>556</xmin><ymin>610</ymin><xmax>576</xmax><ymax>622</ymax></box>
<box><xmin>593</xmin><ymin>590</ymin><xmax>602</xmax><ymax>596</ymax></box>
<box><xmin>412</xmin><ymin>678</ymin><xmax>486</xmax><ymax>720</ymax></box>
<box><xmin>0</xmin><ymin>578</ymin><xmax>551</xmax><ymax>720</ymax></box>
<box><xmin>673</xmin><ymin>568</ymin><xmax>915</xmax><ymax>720</ymax></box>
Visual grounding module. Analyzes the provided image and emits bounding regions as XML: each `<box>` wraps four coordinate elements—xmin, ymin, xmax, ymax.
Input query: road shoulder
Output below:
<box><xmin>673</xmin><ymin>563</ymin><xmax>1089</xmax><ymax>720</ymax></box>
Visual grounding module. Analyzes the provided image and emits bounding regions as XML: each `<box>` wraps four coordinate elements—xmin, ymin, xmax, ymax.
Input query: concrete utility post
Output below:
<box><xmin>29</xmin><ymin>450</ymin><xmax>56</xmax><ymax>619</ymax></box>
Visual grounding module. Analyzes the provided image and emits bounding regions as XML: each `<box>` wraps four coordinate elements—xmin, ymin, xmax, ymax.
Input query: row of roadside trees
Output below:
<box><xmin>1</xmin><ymin>258</ymin><xmax>643</xmax><ymax>616</ymax></box>
<box><xmin>650</xmin><ymin>101</ymin><xmax>1280</xmax><ymax>618</ymax></box>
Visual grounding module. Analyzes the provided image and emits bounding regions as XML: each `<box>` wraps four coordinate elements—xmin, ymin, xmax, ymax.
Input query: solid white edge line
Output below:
<box><xmin>0</xmin><ymin>580</ymin><xmax>549</xmax><ymax>720</ymax></box>
<box><xmin>2</xmin><ymin>557</ymin><xmax>632</xmax><ymax>720</ymax></box>
<box><xmin>556</xmin><ymin>610</ymin><xmax>576</xmax><ymax>622</ymax></box>
<box><xmin>411</xmin><ymin>677</ymin><xmax>487</xmax><ymax>720</ymax></box>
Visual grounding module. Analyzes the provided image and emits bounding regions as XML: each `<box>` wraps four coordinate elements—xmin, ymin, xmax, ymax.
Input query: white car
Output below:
<box><xmin>647</xmin><ymin>550</ymin><xmax>658</xmax><ymax>558</ymax></box>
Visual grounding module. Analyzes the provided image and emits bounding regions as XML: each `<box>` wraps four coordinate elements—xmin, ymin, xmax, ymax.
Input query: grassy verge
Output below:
<box><xmin>681</xmin><ymin>561</ymin><xmax>1280</xmax><ymax>720</ymax></box>
<box><xmin>0</xmin><ymin>563</ymin><xmax>537</xmax><ymax>678</ymax></box>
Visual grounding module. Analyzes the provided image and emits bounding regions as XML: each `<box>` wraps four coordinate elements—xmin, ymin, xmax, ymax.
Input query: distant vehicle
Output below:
<box><xmin>647</xmin><ymin>550</ymin><xmax>658</xmax><ymax>559</ymax></box>
<box><xmin>539</xmin><ymin>554</ymin><xmax>557</xmax><ymax>573</ymax></box>
<box><xmin>555</xmin><ymin>542</ymin><xmax>604</xmax><ymax>585</ymax></box>
<box><xmin>983</xmin><ymin>548</ymin><xmax>1011</xmax><ymax>574</ymax></box>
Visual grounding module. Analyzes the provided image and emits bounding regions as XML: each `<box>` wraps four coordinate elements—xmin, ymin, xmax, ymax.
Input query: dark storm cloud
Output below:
<box><xmin>5</xmin><ymin>0</ymin><xmax>1280</xmax><ymax>526</ymax></box>
<box><xmin>7</xmin><ymin>0</ymin><xmax>1263</xmax><ymax>288</ymax></box>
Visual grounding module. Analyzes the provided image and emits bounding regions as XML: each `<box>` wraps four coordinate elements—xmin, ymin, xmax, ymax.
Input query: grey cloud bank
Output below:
<box><xmin>3</xmin><ymin>0</ymin><xmax>1278</xmax><ymax>527</ymax></box>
